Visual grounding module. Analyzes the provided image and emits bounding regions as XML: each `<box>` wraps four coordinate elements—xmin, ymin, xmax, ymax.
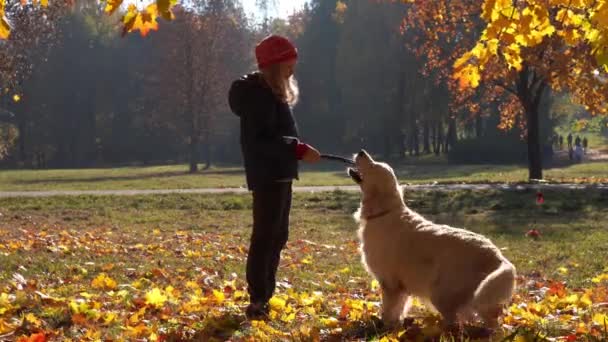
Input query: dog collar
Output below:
<box><xmin>365</xmin><ymin>209</ymin><xmax>393</xmax><ymax>221</ymax></box>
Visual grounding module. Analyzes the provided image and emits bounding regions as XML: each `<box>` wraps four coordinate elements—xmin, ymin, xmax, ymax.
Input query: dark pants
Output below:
<box><xmin>247</xmin><ymin>182</ymin><xmax>292</xmax><ymax>304</ymax></box>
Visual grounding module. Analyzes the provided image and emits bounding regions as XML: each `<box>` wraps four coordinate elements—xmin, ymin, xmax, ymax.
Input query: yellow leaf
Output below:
<box><xmin>91</xmin><ymin>273</ymin><xmax>117</xmax><ymax>290</ymax></box>
<box><xmin>0</xmin><ymin>15</ymin><xmax>10</xmax><ymax>40</ymax></box>
<box><xmin>212</xmin><ymin>289</ymin><xmax>224</xmax><ymax>304</ymax></box>
<box><xmin>320</xmin><ymin>317</ymin><xmax>339</xmax><ymax>328</ymax></box>
<box><xmin>558</xmin><ymin>266</ymin><xmax>569</xmax><ymax>275</ymax></box>
<box><xmin>592</xmin><ymin>273</ymin><xmax>608</xmax><ymax>283</ymax></box>
<box><xmin>301</xmin><ymin>255</ymin><xmax>313</xmax><ymax>264</ymax></box>
<box><xmin>103</xmin><ymin>311</ymin><xmax>117</xmax><ymax>325</ymax></box>
<box><xmin>580</xmin><ymin>291</ymin><xmax>593</xmax><ymax>307</ymax></box>
<box><xmin>145</xmin><ymin>288</ymin><xmax>167</xmax><ymax>308</ymax></box>
<box><xmin>24</xmin><ymin>313</ymin><xmax>41</xmax><ymax>327</ymax></box>
<box><xmin>0</xmin><ymin>318</ymin><xmax>16</xmax><ymax>334</ymax></box>
<box><xmin>487</xmin><ymin>39</ymin><xmax>499</xmax><ymax>54</ymax></box>
<box><xmin>593</xmin><ymin>313</ymin><xmax>608</xmax><ymax>327</ymax></box>
<box><xmin>39</xmin><ymin>0</ymin><xmax>47</xmax><ymax>6</ymax></box>
<box><xmin>371</xmin><ymin>279</ymin><xmax>380</xmax><ymax>291</ymax></box>
<box><xmin>156</xmin><ymin>0</ymin><xmax>176</xmax><ymax>20</ymax></box>
<box><xmin>379</xmin><ymin>337</ymin><xmax>399</xmax><ymax>342</ymax></box>
<box><xmin>269</xmin><ymin>296</ymin><xmax>286</xmax><ymax>311</ymax></box>
<box><xmin>104</xmin><ymin>0</ymin><xmax>123</xmax><ymax>14</ymax></box>
<box><xmin>280</xmin><ymin>311</ymin><xmax>295</xmax><ymax>323</ymax></box>
<box><xmin>503</xmin><ymin>43</ymin><xmax>523</xmax><ymax>71</ymax></box>
<box><xmin>339</xmin><ymin>267</ymin><xmax>350</xmax><ymax>273</ymax></box>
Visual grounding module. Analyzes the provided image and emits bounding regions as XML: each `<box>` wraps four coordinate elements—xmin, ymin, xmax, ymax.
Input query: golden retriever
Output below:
<box><xmin>347</xmin><ymin>150</ymin><xmax>516</xmax><ymax>328</ymax></box>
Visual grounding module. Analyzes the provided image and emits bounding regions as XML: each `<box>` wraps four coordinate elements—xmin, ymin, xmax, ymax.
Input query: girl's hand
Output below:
<box><xmin>302</xmin><ymin>146</ymin><xmax>321</xmax><ymax>163</ymax></box>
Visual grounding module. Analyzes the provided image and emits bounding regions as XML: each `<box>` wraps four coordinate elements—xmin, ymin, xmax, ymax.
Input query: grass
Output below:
<box><xmin>1</xmin><ymin>159</ymin><xmax>607</xmax><ymax>191</ymax></box>
<box><xmin>2</xmin><ymin>189</ymin><xmax>608</xmax><ymax>340</ymax></box>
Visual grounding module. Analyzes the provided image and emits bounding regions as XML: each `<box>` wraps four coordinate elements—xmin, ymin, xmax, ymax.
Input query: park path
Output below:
<box><xmin>1</xmin><ymin>183</ymin><xmax>607</xmax><ymax>198</ymax></box>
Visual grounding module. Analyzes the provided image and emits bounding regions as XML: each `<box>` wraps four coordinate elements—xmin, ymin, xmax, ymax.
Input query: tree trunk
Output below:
<box><xmin>516</xmin><ymin>66</ymin><xmax>546</xmax><ymax>180</ymax></box>
<box><xmin>189</xmin><ymin>130</ymin><xmax>199</xmax><ymax>173</ymax></box>
<box><xmin>413</xmin><ymin>123</ymin><xmax>420</xmax><ymax>156</ymax></box>
<box><xmin>17</xmin><ymin>113</ymin><xmax>27</xmax><ymax>165</ymax></box>
<box><xmin>525</xmin><ymin>105</ymin><xmax>542</xmax><ymax>180</ymax></box>
<box><xmin>437</xmin><ymin>121</ymin><xmax>445</xmax><ymax>154</ymax></box>
<box><xmin>203</xmin><ymin>132</ymin><xmax>212</xmax><ymax>170</ymax></box>
<box><xmin>383</xmin><ymin>131</ymin><xmax>391</xmax><ymax>159</ymax></box>
<box><xmin>446</xmin><ymin>117</ymin><xmax>457</xmax><ymax>152</ymax></box>
<box><xmin>423</xmin><ymin>121</ymin><xmax>430</xmax><ymax>154</ymax></box>
<box><xmin>475</xmin><ymin>116</ymin><xmax>483</xmax><ymax>138</ymax></box>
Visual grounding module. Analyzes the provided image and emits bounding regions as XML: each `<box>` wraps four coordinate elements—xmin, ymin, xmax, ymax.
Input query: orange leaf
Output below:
<box><xmin>71</xmin><ymin>314</ymin><xmax>87</xmax><ymax>325</ymax></box>
<box><xmin>17</xmin><ymin>333</ymin><xmax>46</xmax><ymax>342</ymax></box>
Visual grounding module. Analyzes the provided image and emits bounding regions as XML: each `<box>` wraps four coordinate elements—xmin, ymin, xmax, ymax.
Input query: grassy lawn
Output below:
<box><xmin>1</xmin><ymin>160</ymin><xmax>607</xmax><ymax>191</ymax></box>
<box><xmin>2</xmin><ymin>189</ymin><xmax>608</xmax><ymax>340</ymax></box>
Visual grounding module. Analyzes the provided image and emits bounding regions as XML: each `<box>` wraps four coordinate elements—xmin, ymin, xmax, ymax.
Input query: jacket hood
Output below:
<box><xmin>228</xmin><ymin>73</ymin><xmax>266</xmax><ymax>117</ymax></box>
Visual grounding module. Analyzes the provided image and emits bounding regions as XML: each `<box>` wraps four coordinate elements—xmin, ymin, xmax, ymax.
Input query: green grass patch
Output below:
<box><xmin>1</xmin><ymin>160</ymin><xmax>607</xmax><ymax>191</ymax></box>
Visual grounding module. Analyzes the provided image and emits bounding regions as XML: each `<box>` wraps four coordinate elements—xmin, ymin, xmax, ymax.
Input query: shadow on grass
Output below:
<box><xmin>162</xmin><ymin>312</ymin><xmax>245</xmax><ymax>341</ymax></box>
<box><xmin>403</xmin><ymin>188</ymin><xmax>608</xmax><ymax>237</ymax></box>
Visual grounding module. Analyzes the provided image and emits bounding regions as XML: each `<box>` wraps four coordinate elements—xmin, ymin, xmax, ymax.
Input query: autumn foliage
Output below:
<box><xmin>0</xmin><ymin>0</ymin><xmax>178</xmax><ymax>39</ymax></box>
<box><xmin>402</xmin><ymin>0</ymin><xmax>608</xmax><ymax>179</ymax></box>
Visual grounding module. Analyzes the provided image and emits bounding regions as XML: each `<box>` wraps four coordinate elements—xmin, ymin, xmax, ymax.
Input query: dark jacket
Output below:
<box><xmin>228</xmin><ymin>72</ymin><xmax>299</xmax><ymax>190</ymax></box>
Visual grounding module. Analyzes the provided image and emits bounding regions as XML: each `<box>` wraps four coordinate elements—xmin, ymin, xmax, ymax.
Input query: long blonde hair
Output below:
<box><xmin>261</xmin><ymin>63</ymin><xmax>299</xmax><ymax>107</ymax></box>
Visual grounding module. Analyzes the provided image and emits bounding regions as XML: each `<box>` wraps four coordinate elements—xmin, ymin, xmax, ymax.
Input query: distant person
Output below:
<box><xmin>569</xmin><ymin>147</ymin><xmax>574</xmax><ymax>161</ymax></box>
<box><xmin>583</xmin><ymin>137</ymin><xmax>588</xmax><ymax>154</ymax></box>
<box><xmin>559</xmin><ymin>135</ymin><xmax>564</xmax><ymax>150</ymax></box>
<box><xmin>567</xmin><ymin>133</ymin><xmax>573</xmax><ymax>149</ymax></box>
<box><xmin>228</xmin><ymin>35</ymin><xmax>321</xmax><ymax>319</ymax></box>
<box><xmin>575</xmin><ymin>135</ymin><xmax>581</xmax><ymax>147</ymax></box>
<box><xmin>575</xmin><ymin>144</ymin><xmax>584</xmax><ymax>162</ymax></box>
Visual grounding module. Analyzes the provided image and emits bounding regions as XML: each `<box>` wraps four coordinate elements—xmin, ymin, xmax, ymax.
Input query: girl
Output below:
<box><xmin>228</xmin><ymin>35</ymin><xmax>321</xmax><ymax>319</ymax></box>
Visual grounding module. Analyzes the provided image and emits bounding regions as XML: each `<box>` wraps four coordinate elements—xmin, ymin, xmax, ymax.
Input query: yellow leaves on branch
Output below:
<box><xmin>453</xmin><ymin>0</ymin><xmax>608</xmax><ymax>89</ymax></box>
<box><xmin>121</xmin><ymin>0</ymin><xmax>176</xmax><ymax>37</ymax></box>
<box><xmin>104</xmin><ymin>0</ymin><xmax>123</xmax><ymax>15</ymax></box>
<box><xmin>0</xmin><ymin>0</ymin><xmax>177</xmax><ymax>40</ymax></box>
<box><xmin>0</xmin><ymin>0</ymin><xmax>9</xmax><ymax>40</ymax></box>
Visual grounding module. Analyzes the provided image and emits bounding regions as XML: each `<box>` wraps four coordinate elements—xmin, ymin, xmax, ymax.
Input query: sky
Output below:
<box><xmin>240</xmin><ymin>0</ymin><xmax>309</xmax><ymax>19</ymax></box>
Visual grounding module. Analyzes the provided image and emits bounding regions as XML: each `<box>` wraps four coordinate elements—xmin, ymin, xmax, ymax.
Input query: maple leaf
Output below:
<box><xmin>145</xmin><ymin>288</ymin><xmax>167</xmax><ymax>308</ymax></box>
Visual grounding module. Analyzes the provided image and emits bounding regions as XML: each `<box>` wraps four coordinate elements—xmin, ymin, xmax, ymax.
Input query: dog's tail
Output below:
<box><xmin>471</xmin><ymin>260</ymin><xmax>516</xmax><ymax>309</ymax></box>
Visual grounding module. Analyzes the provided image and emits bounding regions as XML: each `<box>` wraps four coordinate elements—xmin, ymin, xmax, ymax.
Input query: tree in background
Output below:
<box><xmin>153</xmin><ymin>0</ymin><xmax>250</xmax><ymax>173</ymax></box>
<box><xmin>403</xmin><ymin>0</ymin><xmax>608</xmax><ymax>179</ymax></box>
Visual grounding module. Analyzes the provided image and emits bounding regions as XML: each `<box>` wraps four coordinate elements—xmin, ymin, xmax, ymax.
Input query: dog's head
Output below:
<box><xmin>348</xmin><ymin>150</ymin><xmax>403</xmax><ymax>220</ymax></box>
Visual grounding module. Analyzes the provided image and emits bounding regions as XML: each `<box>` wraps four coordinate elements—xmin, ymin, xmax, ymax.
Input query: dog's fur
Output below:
<box><xmin>348</xmin><ymin>151</ymin><xmax>516</xmax><ymax>328</ymax></box>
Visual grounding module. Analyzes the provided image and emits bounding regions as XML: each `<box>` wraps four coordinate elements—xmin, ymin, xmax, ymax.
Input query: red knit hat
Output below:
<box><xmin>255</xmin><ymin>35</ymin><xmax>298</xmax><ymax>69</ymax></box>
